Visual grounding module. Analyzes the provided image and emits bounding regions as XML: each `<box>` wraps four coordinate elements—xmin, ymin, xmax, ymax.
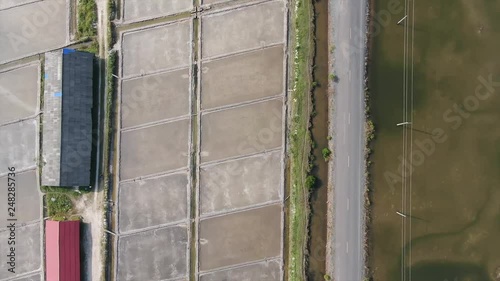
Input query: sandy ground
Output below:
<box><xmin>199</xmin><ymin>259</ymin><xmax>281</xmax><ymax>281</ymax></box>
<box><xmin>122</xmin><ymin>0</ymin><xmax>193</xmax><ymax>23</ymax></box>
<box><xmin>73</xmin><ymin>0</ymin><xmax>109</xmax><ymax>280</ymax></box>
<box><xmin>74</xmin><ymin>191</ymin><xmax>105</xmax><ymax>281</ymax></box>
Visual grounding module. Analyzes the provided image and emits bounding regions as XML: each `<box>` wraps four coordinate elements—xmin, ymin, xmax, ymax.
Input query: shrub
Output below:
<box><xmin>322</xmin><ymin>147</ymin><xmax>332</xmax><ymax>160</ymax></box>
<box><xmin>305</xmin><ymin>175</ymin><xmax>316</xmax><ymax>190</ymax></box>
<box><xmin>366</xmin><ymin>120</ymin><xmax>375</xmax><ymax>142</ymax></box>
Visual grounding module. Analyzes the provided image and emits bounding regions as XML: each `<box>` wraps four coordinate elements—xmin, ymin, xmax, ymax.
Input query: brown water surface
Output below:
<box><xmin>307</xmin><ymin>0</ymin><xmax>330</xmax><ymax>279</ymax></box>
<box><xmin>369</xmin><ymin>0</ymin><xmax>500</xmax><ymax>280</ymax></box>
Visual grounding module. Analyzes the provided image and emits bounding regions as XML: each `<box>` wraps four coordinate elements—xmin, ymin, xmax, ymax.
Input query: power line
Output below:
<box><xmin>409</xmin><ymin>0</ymin><xmax>416</xmax><ymax>280</ymax></box>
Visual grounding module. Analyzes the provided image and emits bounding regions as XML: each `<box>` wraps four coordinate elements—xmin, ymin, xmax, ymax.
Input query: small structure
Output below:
<box><xmin>45</xmin><ymin>220</ymin><xmax>81</xmax><ymax>281</ymax></box>
<box><xmin>42</xmin><ymin>49</ymin><xmax>94</xmax><ymax>187</ymax></box>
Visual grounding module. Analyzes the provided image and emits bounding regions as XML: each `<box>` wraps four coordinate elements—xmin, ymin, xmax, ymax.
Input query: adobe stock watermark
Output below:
<box><xmin>384</xmin><ymin>74</ymin><xmax>500</xmax><ymax>190</ymax></box>
<box><xmin>6</xmin><ymin>0</ymin><xmax>67</xmax><ymax>53</ymax></box>
<box><xmin>61</xmin><ymin>127</ymin><xmax>97</xmax><ymax>169</ymax></box>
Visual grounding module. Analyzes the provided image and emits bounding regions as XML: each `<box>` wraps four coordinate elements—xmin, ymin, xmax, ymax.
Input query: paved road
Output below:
<box><xmin>331</xmin><ymin>0</ymin><xmax>367</xmax><ymax>279</ymax></box>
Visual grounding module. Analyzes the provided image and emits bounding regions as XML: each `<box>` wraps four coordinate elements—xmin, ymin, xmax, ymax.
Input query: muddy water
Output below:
<box><xmin>369</xmin><ymin>0</ymin><xmax>500</xmax><ymax>280</ymax></box>
<box><xmin>307</xmin><ymin>0</ymin><xmax>330</xmax><ymax>279</ymax></box>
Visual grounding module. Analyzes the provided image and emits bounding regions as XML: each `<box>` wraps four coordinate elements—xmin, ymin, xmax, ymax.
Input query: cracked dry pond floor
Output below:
<box><xmin>369</xmin><ymin>0</ymin><xmax>500</xmax><ymax>280</ymax></box>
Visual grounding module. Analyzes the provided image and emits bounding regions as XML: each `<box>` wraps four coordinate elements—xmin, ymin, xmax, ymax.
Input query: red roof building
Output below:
<box><xmin>45</xmin><ymin>220</ymin><xmax>81</xmax><ymax>281</ymax></box>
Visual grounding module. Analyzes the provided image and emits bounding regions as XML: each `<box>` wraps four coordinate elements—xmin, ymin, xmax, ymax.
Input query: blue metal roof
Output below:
<box><xmin>62</xmin><ymin>48</ymin><xmax>76</xmax><ymax>54</ymax></box>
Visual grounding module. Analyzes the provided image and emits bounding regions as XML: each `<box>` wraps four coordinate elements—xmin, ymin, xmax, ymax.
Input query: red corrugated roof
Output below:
<box><xmin>46</xmin><ymin>221</ymin><xmax>60</xmax><ymax>281</ymax></box>
<box><xmin>45</xmin><ymin>220</ymin><xmax>80</xmax><ymax>281</ymax></box>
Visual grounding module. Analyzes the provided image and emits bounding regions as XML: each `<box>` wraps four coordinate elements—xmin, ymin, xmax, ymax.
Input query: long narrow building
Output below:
<box><xmin>41</xmin><ymin>49</ymin><xmax>94</xmax><ymax>187</ymax></box>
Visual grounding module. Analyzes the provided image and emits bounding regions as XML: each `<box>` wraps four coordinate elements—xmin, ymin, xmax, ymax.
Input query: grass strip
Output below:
<box><xmin>288</xmin><ymin>0</ymin><xmax>316</xmax><ymax>279</ymax></box>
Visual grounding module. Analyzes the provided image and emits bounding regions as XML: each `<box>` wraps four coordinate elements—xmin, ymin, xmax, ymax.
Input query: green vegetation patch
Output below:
<box><xmin>46</xmin><ymin>193</ymin><xmax>74</xmax><ymax>220</ymax></box>
<box><xmin>78</xmin><ymin>40</ymin><xmax>99</xmax><ymax>55</ymax></box>
<box><xmin>287</xmin><ymin>0</ymin><xmax>316</xmax><ymax>279</ymax></box>
<box><xmin>365</xmin><ymin>120</ymin><xmax>375</xmax><ymax>142</ymax></box>
<box><xmin>41</xmin><ymin>186</ymin><xmax>87</xmax><ymax>220</ymax></box>
<box><xmin>107</xmin><ymin>0</ymin><xmax>116</xmax><ymax>49</ymax></box>
<box><xmin>305</xmin><ymin>175</ymin><xmax>316</xmax><ymax>190</ymax></box>
<box><xmin>322</xmin><ymin>147</ymin><xmax>332</xmax><ymax>161</ymax></box>
<box><xmin>99</xmin><ymin>3</ymin><xmax>117</xmax><ymax>280</ymax></box>
<box><xmin>77</xmin><ymin>0</ymin><xmax>98</xmax><ymax>39</ymax></box>
<box><xmin>103</xmin><ymin>50</ymin><xmax>117</xmax><ymax>175</ymax></box>
<box><xmin>41</xmin><ymin>185</ymin><xmax>91</xmax><ymax>196</ymax></box>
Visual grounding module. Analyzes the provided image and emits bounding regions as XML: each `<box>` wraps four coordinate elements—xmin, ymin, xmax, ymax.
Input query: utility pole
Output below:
<box><xmin>397</xmin><ymin>15</ymin><xmax>408</xmax><ymax>25</ymax></box>
<box><xmin>396</xmin><ymin>121</ymin><xmax>411</xmax><ymax>127</ymax></box>
<box><xmin>396</xmin><ymin>211</ymin><xmax>407</xmax><ymax>218</ymax></box>
<box><xmin>104</xmin><ymin>229</ymin><xmax>116</xmax><ymax>236</ymax></box>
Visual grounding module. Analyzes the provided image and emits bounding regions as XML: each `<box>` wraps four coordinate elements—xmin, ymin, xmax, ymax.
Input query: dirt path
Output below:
<box><xmin>76</xmin><ymin>0</ymin><xmax>109</xmax><ymax>280</ymax></box>
<box><xmin>75</xmin><ymin>191</ymin><xmax>105</xmax><ymax>281</ymax></box>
